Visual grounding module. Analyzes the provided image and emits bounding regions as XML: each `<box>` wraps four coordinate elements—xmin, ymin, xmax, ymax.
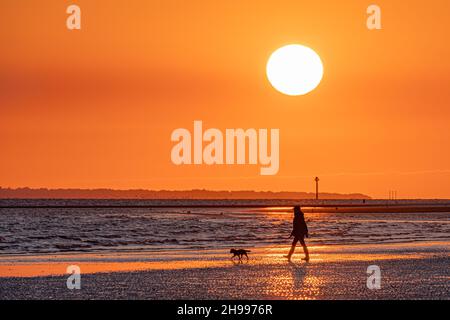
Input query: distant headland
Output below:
<box><xmin>0</xmin><ymin>187</ymin><xmax>370</xmax><ymax>200</ymax></box>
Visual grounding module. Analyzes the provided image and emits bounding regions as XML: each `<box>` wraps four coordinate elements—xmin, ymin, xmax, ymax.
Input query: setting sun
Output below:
<box><xmin>266</xmin><ymin>44</ymin><xmax>324</xmax><ymax>96</ymax></box>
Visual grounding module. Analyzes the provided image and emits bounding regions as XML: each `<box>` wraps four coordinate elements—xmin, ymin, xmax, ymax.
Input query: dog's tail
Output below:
<box><xmin>246</xmin><ymin>250</ymin><xmax>251</xmax><ymax>253</ymax></box>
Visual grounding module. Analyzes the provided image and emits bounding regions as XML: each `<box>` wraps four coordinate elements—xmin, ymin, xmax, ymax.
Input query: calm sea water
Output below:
<box><xmin>0</xmin><ymin>200</ymin><xmax>449</xmax><ymax>255</ymax></box>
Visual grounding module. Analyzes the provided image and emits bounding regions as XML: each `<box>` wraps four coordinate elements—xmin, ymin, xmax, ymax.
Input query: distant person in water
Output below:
<box><xmin>285</xmin><ymin>206</ymin><xmax>310</xmax><ymax>262</ymax></box>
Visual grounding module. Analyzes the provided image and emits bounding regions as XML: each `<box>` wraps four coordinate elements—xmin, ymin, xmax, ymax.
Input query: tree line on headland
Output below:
<box><xmin>0</xmin><ymin>187</ymin><xmax>370</xmax><ymax>200</ymax></box>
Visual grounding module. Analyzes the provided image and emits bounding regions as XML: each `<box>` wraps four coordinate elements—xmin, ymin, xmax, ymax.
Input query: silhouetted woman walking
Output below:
<box><xmin>285</xmin><ymin>206</ymin><xmax>310</xmax><ymax>262</ymax></box>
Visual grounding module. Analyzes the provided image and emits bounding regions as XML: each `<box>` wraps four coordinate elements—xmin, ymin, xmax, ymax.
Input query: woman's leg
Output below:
<box><xmin>286</xmin><ymin>237</ymin><xmax>299</xmax><ymax>260</ymax></box>
<box><xmin>299</xmin><ymin>237</ymin><xmax>310</xmax><ymax>261</ymax></box>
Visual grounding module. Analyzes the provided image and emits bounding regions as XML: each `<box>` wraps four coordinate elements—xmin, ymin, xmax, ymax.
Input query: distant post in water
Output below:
<box><xmin>315</xmin><ymin>177</ymin><xmax>320</xmax><ymax>200</ymax></box>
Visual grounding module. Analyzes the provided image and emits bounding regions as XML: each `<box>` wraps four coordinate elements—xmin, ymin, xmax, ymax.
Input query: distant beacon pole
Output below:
<box><xmin>315</xmin><ymin>177</ymin><xmax>320</xmax><ymax>200</ymax></box>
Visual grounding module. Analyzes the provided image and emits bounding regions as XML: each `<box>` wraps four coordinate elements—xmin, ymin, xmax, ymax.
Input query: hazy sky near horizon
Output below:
<box><xmin>1</xmin><ymin>0</ymin><xmax>450</xmax><ymax>198</ymax></box>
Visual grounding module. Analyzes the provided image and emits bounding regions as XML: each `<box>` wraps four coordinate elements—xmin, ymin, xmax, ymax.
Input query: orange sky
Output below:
<box><xmin>1</xmin><ymin>0</ymin><xmax>450</xmax><ymax>198</ymax></box>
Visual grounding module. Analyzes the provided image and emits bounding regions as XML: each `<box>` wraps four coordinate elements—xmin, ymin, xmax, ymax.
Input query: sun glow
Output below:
<box><xmin>266</xmin><ymin>44</ymin><xmax>324</xmax><ymax>96</ymax></box>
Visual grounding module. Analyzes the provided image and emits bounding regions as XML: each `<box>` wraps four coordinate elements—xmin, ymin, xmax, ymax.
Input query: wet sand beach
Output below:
<box><xmin>0</xmin><ymin>242</ymin><xmax>448</xmax><ymax>300</ymax></box>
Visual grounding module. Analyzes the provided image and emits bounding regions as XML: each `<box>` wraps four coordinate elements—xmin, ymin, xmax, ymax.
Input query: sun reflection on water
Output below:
<box><xmin>263</xmin><ymin>263</ymin><xmax>327</xmax><ymax>300</ymax></box>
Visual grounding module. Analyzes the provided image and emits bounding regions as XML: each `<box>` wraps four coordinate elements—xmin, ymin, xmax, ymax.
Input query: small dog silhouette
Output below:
<box><xmin>230</xmin><ymin>248</ymin><xmax>251</xmax><ymax>260</ymax></box>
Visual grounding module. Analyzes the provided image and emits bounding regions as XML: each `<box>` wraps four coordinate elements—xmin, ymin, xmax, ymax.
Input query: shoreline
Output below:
<box><xmin>2</xmin><ymin>198</ymin><xmax>450</xmax><ymax>206</ymax></box>
<box><xmin>1</xmin><ymin>240</ymin><xmax>448</xmax><ymax>278</ymax></box>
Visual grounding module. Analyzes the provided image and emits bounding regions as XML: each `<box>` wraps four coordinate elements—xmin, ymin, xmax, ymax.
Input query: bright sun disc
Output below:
<box><xmin>266</xmin><ymin>44</ymin><xmax>323</xmax><ymax>96</ymax></box>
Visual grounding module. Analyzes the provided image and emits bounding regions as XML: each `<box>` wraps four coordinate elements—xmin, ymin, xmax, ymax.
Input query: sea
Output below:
<box><xmin>0</xmin><ymin>199</ymin><xmax>449</xmax><ymax>255</ymax></box>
